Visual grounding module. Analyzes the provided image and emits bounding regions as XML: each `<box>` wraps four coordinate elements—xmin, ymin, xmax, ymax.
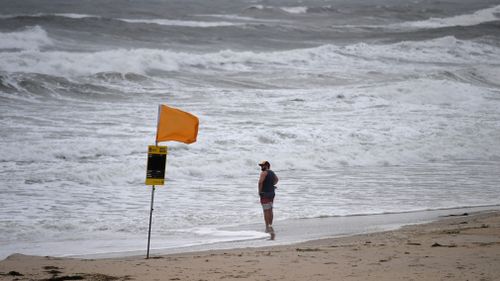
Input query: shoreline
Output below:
<box><xmin>1</xmin><ymin>205</ymin><xmax>499</xmax><ymax>261</ymax></box>
<box><xmin>74</xmin><ymin>205</ymin><xmax>500</xmax><ymax>259</ymax></box>
<box><xmin>1</xmin><ymin>209</ymin><xmax>499</xmax><ymax>280</ymax></box>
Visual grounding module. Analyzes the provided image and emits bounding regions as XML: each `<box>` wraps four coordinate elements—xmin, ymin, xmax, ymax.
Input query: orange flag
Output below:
<box><xmin>156</xmin><ymin>105</ymin><xmax>199</xmax><ymax>144</ymax></box>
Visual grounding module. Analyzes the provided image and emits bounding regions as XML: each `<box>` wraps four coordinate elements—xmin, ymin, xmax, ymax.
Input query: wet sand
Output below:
<box><xmin>1</xmin><ymin>210</ymin><xmax>499</xmax><ymax>281</ymax></box>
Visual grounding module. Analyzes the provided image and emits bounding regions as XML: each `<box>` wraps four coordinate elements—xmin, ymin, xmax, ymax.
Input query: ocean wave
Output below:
<box><xmin>244</xmin><ymin>4</ymin><xmax>335</xmax><ymax>15</ymax></box>
<box><xmin>329</xmin><ymin>5</ymin><xmax>500</xmax><ymax>30</ymax></box>
<box><xmin>5</xmin><ymin>76</ymin><xmax>498</xmax><ymax>180</ymax></box>
<box><xmin>335</xmin><ymin>36</ymin><xmax>500</xmax><ymax>65</ymax></box>
<box><xmin>53</xmin><ymin>13</ymin><xmax>98</xmax><ymax>19</ymax></box>
<box><xmin>0</xmin><ymin>26</ymin><xmax>52</xmax><ymax>51</ymax></box>
<box><xmin>0</xmin><ymin>13</ymin><xmax>98</xmax><ymax>20</ymax></box>
<box><xmin>1</xmin><ymin>37</ymin><xmax>499</xmax><ymax>78</ymax></box>
<box><xmin>279</xmin><ymin>6</ymin><xmax>338</xmax><ymax>14</ymax></box>
<box><xmin>280</xmin><ymin>6</ymin><xmax>308</xmax><ymax>14</ymax></box>
<box><xmin>397</xmin><ymin>4</ymin><xmax>500</xmax><ymax>29</ymax></box>
<box><xmin>118</xmin><ymin>18</ymin><xmax>241</xmax><ymax>27</ymax></box>
<box><xmin>243</xmin><ymin>5</ymin><xmax>285</xmax><ymax>15</ymax></box>
<box><xmin>0</xmin><ymin>71</ymin><xmax>162</xmax><ymax>103</ymax></box>
<box><xmin>0</xmin><ymin>12</ymin><xmax>242</xmax><ymax>28</ymax></box>
<box><xmin>193</xmin><ymin>14</ymin><xmax>283</xmax><ymax>23</ymax></box>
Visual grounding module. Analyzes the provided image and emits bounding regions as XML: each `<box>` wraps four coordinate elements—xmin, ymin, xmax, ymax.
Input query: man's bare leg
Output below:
<box><xmin>264</xmin><ymin>209</ymin><xmax>275</xmax><ymax>240</ymax></box>
<box><xmin>263</xmin><ymin>209</ymin><xmax>271</xmax><ymax>229</ymax></box>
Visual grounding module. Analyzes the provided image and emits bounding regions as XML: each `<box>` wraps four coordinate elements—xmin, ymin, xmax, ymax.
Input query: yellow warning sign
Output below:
<box><xmin>146</xmin><ymin>145</ymin><xmax>168</xmax><ymax>185</ymax></box>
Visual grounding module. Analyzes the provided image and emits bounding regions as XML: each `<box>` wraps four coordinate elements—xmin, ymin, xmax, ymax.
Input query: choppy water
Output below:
<box><xmin>1</xmin><ymin>0</ymin><xmax>500</xmax><ymax>258</ymax></box>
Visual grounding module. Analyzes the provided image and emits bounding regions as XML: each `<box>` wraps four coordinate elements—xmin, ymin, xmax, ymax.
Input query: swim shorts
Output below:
<box><xmin>261</xmin><ymin>197</ymin><xmax>274</xmax><ymax>210</ymax></box>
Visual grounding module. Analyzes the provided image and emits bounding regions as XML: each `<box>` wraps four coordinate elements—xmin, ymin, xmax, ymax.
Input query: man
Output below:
<box><xmin>258</xmin><ymin>160</ymin><xmax>279</xmax><ymax>240</ymax></box>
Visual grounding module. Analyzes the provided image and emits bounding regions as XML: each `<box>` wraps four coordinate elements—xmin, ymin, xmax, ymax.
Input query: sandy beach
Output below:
<box><xmin>1</xmin><ymin>210</ymin><xmax>499</xmax><ymax>281</ymax></box>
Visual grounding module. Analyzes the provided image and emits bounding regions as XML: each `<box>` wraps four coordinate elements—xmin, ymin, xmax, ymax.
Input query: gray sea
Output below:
<box><xmin>1</xmin><ymin>0</ymin><xmax>500</xmax><ymax>258</ymax></box>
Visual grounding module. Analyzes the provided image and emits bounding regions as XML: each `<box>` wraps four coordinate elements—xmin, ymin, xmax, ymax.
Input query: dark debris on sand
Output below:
<box><xmin>39</xmin><ymin>273</ymin><xmax>121</xmax><ymax>281</ymax></box>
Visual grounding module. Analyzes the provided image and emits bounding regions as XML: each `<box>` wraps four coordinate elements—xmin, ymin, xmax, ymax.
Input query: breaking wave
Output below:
<box><xmin>0</xmin><ymin>13</ymin><xmax>242</xmax><ymax>28</ymax></box>
<box><xmin>118</xmin><ymin>18</ymin><xmax>241</xmax><ymax>27</ymax></box>
<box><xmin>1</xmin><ymin>36</ymin><xmax>498</xmax><ymax>77</ymax></box>
<box><xmin>0</xmin><ymin>26</ymin><xmax>52</xmax><ymax>51</ymax></box>
<box><xmin>398</xmin><ymin>4</ymin><xmax>500</xmax><ymax>29</ymax></box>
<box><xmin>280</xmin><ymin>6</ymin><xmax>308</xmax><ymax>14</ymax></box>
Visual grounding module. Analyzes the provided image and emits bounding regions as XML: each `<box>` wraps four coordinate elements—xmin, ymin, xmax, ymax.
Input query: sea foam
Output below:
<box><xmin>0</xmin><ymin>26</ymin><xmax>52</xmax><ymax>50</ymax></box>
<box><xmin>280</xmin><ymin>6</ymin><xmax>308</xmax><ymax>14</ymax></box>
<box><xmin>0</xmin><ymin>13</ymin><xmax>241</xmax><ymax>28</ymax></box>
<box><xmin>399</xmin><ymin>4</ymin><xmax>500</xmax><ymax>28</ymax></box>
<box><xmin>118</xmin><ymin>18</ymin><xmax>241</xmax><ymax>27</ymax></box>
<box><xmin>1</xmin><ymin>37</ymin><xmax>498</xmax><ymax>78</ymax></box>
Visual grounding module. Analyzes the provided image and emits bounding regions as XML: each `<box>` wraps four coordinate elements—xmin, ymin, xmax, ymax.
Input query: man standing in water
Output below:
<box><xmin>258</xmin><ymin>160</ymin><xmax>279</xmax><ymax>240</ymax></box>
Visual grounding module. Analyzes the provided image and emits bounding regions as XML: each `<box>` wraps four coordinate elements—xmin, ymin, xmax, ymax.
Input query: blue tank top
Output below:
<box><xmin>262</xmin><ymin>170</ymin><xmax>277</xmax><ymax>198</ymax></box>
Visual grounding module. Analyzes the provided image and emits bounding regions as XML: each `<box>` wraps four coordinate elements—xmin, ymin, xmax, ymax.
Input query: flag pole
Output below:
<box><xmin>146</xmin><ymin>184</ymin><xmax>155</xmax><ymax>259</ymax></box>
<box><xmin>146</xmin><ymin>105</ymin><xmax>162</xmax><ymax>259</ymax></box>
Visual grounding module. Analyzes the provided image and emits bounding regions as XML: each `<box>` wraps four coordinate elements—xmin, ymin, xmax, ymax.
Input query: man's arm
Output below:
<box><xmin>258</xmin><ymin>171</ymin><xmax>267</xmax><ymax>194</ymax></box>
<box><xmin>273</xmin><ymin>174</ymin><xmax>279</xmax><ymax>186</ymax></box>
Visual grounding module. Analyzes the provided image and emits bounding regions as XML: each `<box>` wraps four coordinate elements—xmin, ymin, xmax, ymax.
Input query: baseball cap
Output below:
<box><xmin>258</xmin><ymin>160</ymin><xmax>270</xmax><ymax>166</ymax></box>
